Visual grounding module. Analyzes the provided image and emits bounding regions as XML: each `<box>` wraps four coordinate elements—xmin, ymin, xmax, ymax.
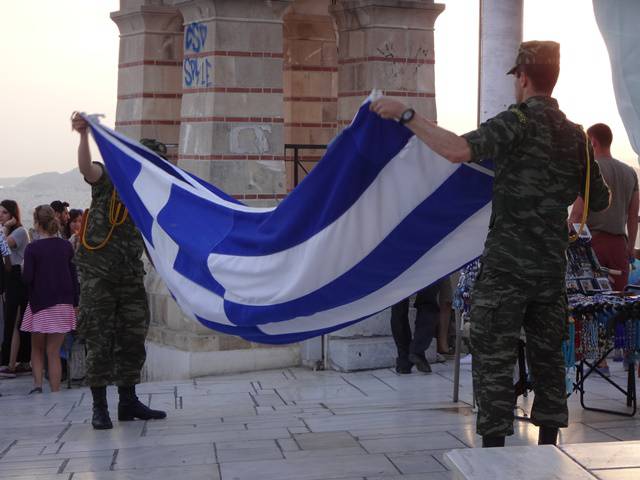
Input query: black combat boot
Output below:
<box><xmin>408</xmin><ymin>353</ymin><xmax>432</xmax><ymax>373</ymax></box>
<box><xmin>481</xmin><ymin>435</ymin><xmax>505</xmax><ymax>448</ymax></box>
<box><xmin>395</xmin><ymin>357</ymin><xmax>413</xmax><ymax>374</ymax></box>
<box><xmin>538</xmin><ymin>427</ymin><xmax>559</xmax><ymax>445</ymax></box>
<box><xmin>118</xmin><ymin>385</ymin><xmax>167</xmax><ymax>421</ymax></box>
<box><xmin>91</xmin><ymin>386</ymin><xmax>113</xmax><ymax>430</ymax></box>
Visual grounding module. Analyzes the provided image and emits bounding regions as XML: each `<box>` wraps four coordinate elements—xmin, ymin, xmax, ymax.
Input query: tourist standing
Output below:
<box><xmin>0</xmin><ymin>199</ymin><xmax>31</xmax><ymax>378</ymax></box>
<box><xmin>21</xmin><ymin>205</ymin><xmax>78</xmax><ymax>393</ymax></box>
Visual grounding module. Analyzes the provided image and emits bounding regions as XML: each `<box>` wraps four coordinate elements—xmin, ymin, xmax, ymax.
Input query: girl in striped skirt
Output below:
<box><xmin>21</xmin><ymin>205</ymin><xmax>78</xmax><ymax>393</ymax></box>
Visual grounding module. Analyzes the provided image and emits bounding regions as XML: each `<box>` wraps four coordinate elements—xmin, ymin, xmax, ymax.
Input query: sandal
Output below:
<box><xmin>0</xmin><ymin>368</ymin><xmax>17</xmax><ymax>379</ymax></box>
<box><xmin>28</xmin><ymin>387</ymin><xmax>43</xmax><ymax>395</ymax></box>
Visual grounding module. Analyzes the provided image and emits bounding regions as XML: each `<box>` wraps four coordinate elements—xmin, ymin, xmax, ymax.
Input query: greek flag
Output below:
<box><xmin>84</xmin><ymin>98</ymin><xmax>493</xmax><ymax>344</ymax></box>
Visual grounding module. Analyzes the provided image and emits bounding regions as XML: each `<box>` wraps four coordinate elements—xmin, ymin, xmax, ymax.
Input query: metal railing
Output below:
<box><xmin>284</xmin><ymin>144</ymin><xmax>327</xmax><ymax>187</ymax></box>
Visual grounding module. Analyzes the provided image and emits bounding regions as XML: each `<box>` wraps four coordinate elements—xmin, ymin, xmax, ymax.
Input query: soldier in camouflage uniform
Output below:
<box><xmin>371</xmin><ymin>41</ymin><xmax>610</xmax><ymax>447</ymax></box>
<box><xmin>71</xmin><ymin>114</ymin><xmax>166</xmax><ymax>430</ymax></box>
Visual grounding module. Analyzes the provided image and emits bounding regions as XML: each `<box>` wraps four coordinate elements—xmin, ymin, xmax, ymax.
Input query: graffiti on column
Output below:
<box><xmin>184</xmin><ymin>58</ymin><xmax>213</xmax><ymax>87</ymax></box>
<box><xmin>229</xmin><ymin>125</ymin><xmax>272</xmax><ymax>154</ymax></box>
<box><xmin>376</xmin><ymin>43</ymin><xmax>431</xmax><ymax>85</ymax></box>
<box><xmin>184</xmin><ymin>22</ymin><xmax>212</xmax><ymax>87</ymax></box>
<box><xmin>185</xmin><ymin>23</ymin><xmax>207</xmax><ymax>53</ymax></box>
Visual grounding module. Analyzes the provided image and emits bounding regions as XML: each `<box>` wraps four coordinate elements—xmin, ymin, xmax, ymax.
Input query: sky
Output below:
<box><xmin>1</xmin><ymin>0</ymin><xmax>637</xmax><ymax>178</ymax></box>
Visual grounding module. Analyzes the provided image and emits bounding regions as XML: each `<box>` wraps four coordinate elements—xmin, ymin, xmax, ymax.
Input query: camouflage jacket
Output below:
<box><xmin>74</xmin><ymin>163</ymin><xmax>145</xmax><ymax>280</ymax></box>
<box><xmin>463</xmin><ymin>96</ymin><xmax>610</xmax><ymax>278</ymax></box>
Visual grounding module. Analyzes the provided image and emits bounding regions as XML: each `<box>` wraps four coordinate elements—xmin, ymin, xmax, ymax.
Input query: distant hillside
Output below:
<box><xmin>0</xmin><ymin>177</ymin><xmax>25</xmax><ymax>188</ymax></box>
<box><xmin>0</xmin><ymin>169</ymin><xmax>90</xmax><ymax>228</ymax></box>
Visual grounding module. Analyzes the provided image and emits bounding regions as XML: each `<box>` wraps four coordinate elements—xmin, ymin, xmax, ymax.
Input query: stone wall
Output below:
<box><xmin>283</xmin><ymin>0</ymin><xmax>337</xmax><ymax>189</ymax></box>
<box><xmin>111</xmin><ymin>2</ymin><xmax>184</xmax><ymax>163</ymax></box>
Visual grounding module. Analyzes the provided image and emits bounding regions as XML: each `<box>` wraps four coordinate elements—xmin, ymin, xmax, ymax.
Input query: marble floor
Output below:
<box><xmin>445</xmin><ymin>441</ymin><xmax>640</xmax><ymax>479</ymax></box>
<box><xmin>0</xmin><ymin>359</ymin><xmax>638</xmax><ymax>479</ymax></box>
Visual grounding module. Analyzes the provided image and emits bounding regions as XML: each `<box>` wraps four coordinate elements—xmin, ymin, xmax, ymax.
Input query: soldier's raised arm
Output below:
<box><xmin>71</xmin><ymin>113</ymin><xmax>102</xmax><ymax>184</ymax></box>
<box><xmin>370</xmin><ymin>97</ymin><xmax>472</xmax><ymax>163</ymax></box>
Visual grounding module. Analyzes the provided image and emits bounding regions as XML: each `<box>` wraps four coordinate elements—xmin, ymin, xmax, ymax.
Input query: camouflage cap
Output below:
<box><xmin>507</xmin><ymin>40</ymin><xmax>560</xmax><ymax>75</ymax></box>
<box><xmin>140</xmin><ymin>138</ymin><xmax>168</xmax><ymax>159</ymax></box>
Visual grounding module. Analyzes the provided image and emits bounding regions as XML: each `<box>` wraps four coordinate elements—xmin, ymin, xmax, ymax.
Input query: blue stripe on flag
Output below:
<box><xmin>195</xmin><ymin>314</ymin><xmax>364</xmax><ymax>344</ymax></box>
<box><xmin>156</xmin><ymin>184</ymin><xmax>233</xmax><ymax>296</ymax></box>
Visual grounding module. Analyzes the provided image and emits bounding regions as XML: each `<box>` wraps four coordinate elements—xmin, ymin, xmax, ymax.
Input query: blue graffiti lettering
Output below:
<box><xmin>185</xmin><ymin>22</ymin><xmax>208</xmax><ymax>53</ymax></box>
<box><xmin>204</xmin><ymin>59</ymin><xmax>212</xmax><ymax>86</ymax></box>
<box><xmin>184</xmin><ymin>58</ymin><xmax>213</xmax><ymax>87</ymax></box>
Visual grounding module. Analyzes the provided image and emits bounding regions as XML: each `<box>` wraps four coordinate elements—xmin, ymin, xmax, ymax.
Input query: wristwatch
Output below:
<box><xmin>399</xmin><ymin>108</ymin><xmax>415</xmax><ymax>125</ymax></box>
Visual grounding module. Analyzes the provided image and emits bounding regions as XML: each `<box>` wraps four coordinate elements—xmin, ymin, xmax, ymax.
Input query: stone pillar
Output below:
<box><xmin>478</xmin><ymin>0</ymin><xmax>523</xmax><ymax>122</ymax></box>
<box><xmin>331</xmin><ymin>0</ymin><xmax>445</xmax><ymax>130</ymax></box>
<box><xmin>175</xmin><ymin>0</ymin><xmax>291</xmax><ymax>206</ymax></box>
<box><xmin>111</xmin><ymin>1</ymin><xmax>184</xmax><ymax>163</ymax></box>
<box><xmin>325</xmin><ymin>0</ymin><xmax>444</xmax><ymax>371</ymax></box>
<box><xmin>283</xmin><ymin>0</ymin><xmax>337</xmax><ymax>190</ymax></box>
<box><xmin>135</xmin><ymin>0</ymin><xmax>300</xmax><ymax>381</ymax></box>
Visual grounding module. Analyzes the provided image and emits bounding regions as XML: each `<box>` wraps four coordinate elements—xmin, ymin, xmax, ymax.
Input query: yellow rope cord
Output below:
<box><xmin>569</xmin><ymin>130</ymin><xmax>591</xmax><ymax>243</ymax></box>
<box><xmin>80</xmin><ymin>189</ymin><xmax>128</xmax><ymax>251</ymax></box>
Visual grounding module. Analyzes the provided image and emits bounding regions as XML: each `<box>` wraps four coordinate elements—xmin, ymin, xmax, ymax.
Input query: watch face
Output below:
<box><xmin>401</xmin><ymin>109</ymin><xmax>414</xmax><ymax>124</ymax></box>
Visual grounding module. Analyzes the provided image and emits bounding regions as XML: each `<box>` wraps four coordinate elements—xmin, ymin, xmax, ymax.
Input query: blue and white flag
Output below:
<box><xmin>84</xmin><ymin>98</ymin><xmax>493</xmax><ymax>344</ymax></box>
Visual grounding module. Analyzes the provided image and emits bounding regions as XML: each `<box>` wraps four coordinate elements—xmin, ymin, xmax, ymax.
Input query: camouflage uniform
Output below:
<box><xmin>75</xmin><ymin>163</ymin><xmax>149</xmax><ymax>387</ymax></box>
<box><xmin>463</xmin><ymin>41</ymin><xmax>610</xmax><ymax>437</ymax></box>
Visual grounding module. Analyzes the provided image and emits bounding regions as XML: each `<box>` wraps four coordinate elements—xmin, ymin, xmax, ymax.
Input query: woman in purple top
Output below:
<box><xmin>21</xmin><ymin>205</ymin><xmax>78</xmax><ymax>393</ymax></box>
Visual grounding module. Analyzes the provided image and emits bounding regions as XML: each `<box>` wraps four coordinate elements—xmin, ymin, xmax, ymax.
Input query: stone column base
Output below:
<box><xmin>326</xmin><ymin>336</ymin><xmax>439</xmax><ymax>372</ymax></box>
<box><xmin>142</xmin><ymin>340</ymin><xmax>300</xmax><ymax>381</ymax></box>
<box><xmin>327</xmin><ymin>336</ymin><xmax>396</xmax><ymax>372</ymax></box>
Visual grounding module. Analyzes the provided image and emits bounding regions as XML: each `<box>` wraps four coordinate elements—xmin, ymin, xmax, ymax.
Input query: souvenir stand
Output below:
<box><xmin>452</xmin><ymin>226</ymin><xmax>639</xmax><ymax>417</ymax></box>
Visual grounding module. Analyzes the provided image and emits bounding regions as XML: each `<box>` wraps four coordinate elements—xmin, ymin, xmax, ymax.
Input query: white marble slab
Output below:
<box><xmin>283</xmin><ymin>446</ymin><xmax>367</xmax><ymax>459</ymax></box>
<box><xmin>63</xmin><ymin>454</ymin><xmax>114</xmax><ymax>474</ymax></box>
<box><xmin>593</xmin><ymin>468</ymin><xmax>640</xmax><ymax>479</ymax></box>
<box><xmin>277</xmin><ymin>438</ymin><xmax>300</xmax><ymax>452</ymax></box>
<box><xmin>0</xmin><ymin>464</ymin><xmax>63</xmax><ymax>477</ymax></box>
<box><xmin>596</xmin><ymin>426</ymin><xmax>640</xmax><ymax>441</ymax></box>
<box><xmin>72</xmin><ymin>464</ymin><xmax>220</xmax><ymax>479</ymax></box>
<box><xmin>59</xmin><ymin>422</ymin><xmax>144</xmax><ymax>443</ymax></box>
<box><xmin>561</xmin><ymin>441</ymin><xmax>640</xmax><ymax>470</ymax></box>
<box><xmin>361</xmin><ymin>431</ymin><xmax>466</xmax><ymax>454</ymax></box>
<box><xmin>219</xmin><ymin>453</ymin><xmax>397</xmax><ymax>480</ymax></box>
<box><xmin>57</xmin><ymin>427</ymin><xmax>291</xmax><ymax>453</ymax></box>
<box><xmin>294</xmin><ymin>431</ymin><xmax>360</xmax><ymax>450</ymax></box>
<box><xmin>113</xmin><ymin>443</ymin><xmax>216</xmax><ymax>470</ymax></box>
<box><xmin>444</xmin><ymin>445</ymin><xmax>597</xmax><ymax>480</ymax></box>
<box><xmin>368</xmin><ymin>473</ymin><xmax>454</xmax><ymax>480</ymax></box>
<box><xmin>215</xmin><ymin>439</ymin><xmax>282</xmax><ymax>463</ymax></box>
<box><xmin>386</xmin><ymin>451</ymin><xmax>448</xmax><ymax>474</ymax></box>
<box><xmin>1</xmin><ymin>475</ymin><xmax>70</xmax><ymax>480</ymax></box>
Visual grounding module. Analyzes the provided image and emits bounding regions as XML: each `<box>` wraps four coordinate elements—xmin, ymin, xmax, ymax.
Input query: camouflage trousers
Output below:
<box><xmin>470</xmin><ymin>267</ymin><xmax>569</xmax><ymax>436</ymax></box>
<box><xmin>77</xmin><ymin>274</ymin><xmax>150</xmax><ymax>387</ymax></box>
